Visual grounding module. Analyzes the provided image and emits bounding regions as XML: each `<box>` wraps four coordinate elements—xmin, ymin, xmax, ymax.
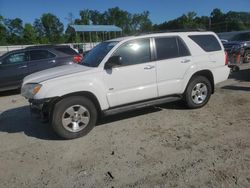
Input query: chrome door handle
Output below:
<box><xmin>181</xmin><ymin>59</ymin><xmax>191</xmax><ymax>63</ymax></box>
<box><xmin>18</xmin><ymin>65</ymin><xmax>27</xmax><ymax>69</ymax></box>
<box><xmin>144</xmin><ymin>65</ymin><xmax>155</xmax><ymax>70</ymax></box>
<box><xmin>49</xmin><ymin>60</ymin><xmax>56</xmax><ymax>63</ymax></box>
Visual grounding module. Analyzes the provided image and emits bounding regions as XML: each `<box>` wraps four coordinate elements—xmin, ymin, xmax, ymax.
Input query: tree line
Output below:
<box><xmin>0</xmin><ymin>7</ymin><xmax>250</xmax><ymax>45</ymax></box>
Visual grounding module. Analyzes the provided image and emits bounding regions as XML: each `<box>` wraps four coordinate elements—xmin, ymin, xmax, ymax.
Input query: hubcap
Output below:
<box><xmin>62</xmin><ymin>105</ymin><xmax>90</xmax><ymax>133</ymax></box>
<box><xmin>245</xmin><ymin>53</ymin><xmax>250</xmax><ymax>63</ymax></box>
<box><xmin>191</xmin><ymin>83</ymin><xmax>208</xmax><ymax>104</ymax></box>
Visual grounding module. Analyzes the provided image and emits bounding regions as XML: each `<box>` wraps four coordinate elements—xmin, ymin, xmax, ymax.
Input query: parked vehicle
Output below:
<box><xmin>0</xmin><ymin>45</ymin><xmax>82</xmax><ymax>92</ymax></box>
<box><xmin>218</xmin><ymin>30</ymin><xmax>250</xmax><ymax>72</ymax></box>
<box><xmin>21</xmin><ymin>31</ymin><xmax>230</xmax><ymax>139</ymax></box>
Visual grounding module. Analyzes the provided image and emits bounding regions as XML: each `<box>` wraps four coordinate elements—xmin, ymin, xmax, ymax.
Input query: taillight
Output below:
<box><xmin>225</xmin><ymin>51</ymin><xmax>228</xmax><ymax>65</ymax></box>
<box><xmin>73</xmin><ymin>55</ymin><xmax>82</xmax><ymax>63</ymax></box>
<box><xmin>236</xmin><ymin>53</ymin><xmax>241</xmax><ymax>64</ymax></box>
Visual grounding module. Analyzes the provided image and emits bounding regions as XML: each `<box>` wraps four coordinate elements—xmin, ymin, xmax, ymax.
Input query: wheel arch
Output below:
<box><xmin>185</xmin><ymin>69</ymin><xmax>215</xmax><ymax>94</ymax></box>
<box><xmin>47</xmin><ymin>91</ymin><xmax>102</xmax><ymax>121</ymax></box>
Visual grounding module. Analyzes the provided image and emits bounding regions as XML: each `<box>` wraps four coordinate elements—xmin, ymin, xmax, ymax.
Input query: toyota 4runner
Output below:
<box><xmin>21</xmin><ymin>31</ymin><xmax>230</xmax><ymax>139</ymax></box>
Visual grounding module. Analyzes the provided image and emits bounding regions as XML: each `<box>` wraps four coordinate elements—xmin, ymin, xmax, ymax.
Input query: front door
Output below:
<box><xmin>104</xmin><ymin>38</ymin><xmax>158</xmax><ymax>107</ymax></box>
<box><xmin>0</xmin><ymin>51</ymin><xmax>28</xmax><ymax>90</ymax></box>
<box><xmin>27</xmin><ymin>49</ymin><xmax>56</xmax><ymax>74</ymax></box>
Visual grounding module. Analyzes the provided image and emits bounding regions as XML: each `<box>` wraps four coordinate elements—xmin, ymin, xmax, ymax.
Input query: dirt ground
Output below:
<box><xmin>0</xmin><ymin>64</ymin><xmax>250</xmax><ymax>188</ymax></box>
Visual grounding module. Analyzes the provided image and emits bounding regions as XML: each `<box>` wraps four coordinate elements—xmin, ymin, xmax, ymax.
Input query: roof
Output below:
<box><xmin>69</xmin><ymin>25</ymin><xmax>122</xmax><ymax>32</ymax></box>
<box><xmin>218</xmin><ymin>30</ymin><xmax>250</xmax><ymax>40</ymax></box>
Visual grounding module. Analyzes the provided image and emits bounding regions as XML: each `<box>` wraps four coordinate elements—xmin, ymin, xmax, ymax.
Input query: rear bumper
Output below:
<box><xmin>212</xmin><ymin>66</ymin><xmax>230</xmax><ymax>84</ymax></box>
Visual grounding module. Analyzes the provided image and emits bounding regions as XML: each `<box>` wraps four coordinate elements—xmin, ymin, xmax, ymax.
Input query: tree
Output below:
<box><xmin>75</xmin><ymin>9</ymin><xmax>91</xmax><ymax>25</ymax></box>
<box><xmin>210</xmin><ymin>8</ymin><xmax>226</xmax><ymax>32</ymax></box>
<box><xmin>23</xmin><ymin>23</ymin><xmax>37</xmax><ymax>44</ymax></box>
<box><xmin>33</xmin><ymin>14</ymin><xmax>64</xmax><ymax>43</ymax></box>
<box><xmin>104</xmin><ymin>7</ymin><xmax>132</xmax><ymax>33</ymax></box>
<box><xmin>132</xmin><ymin>11</ymin><xmax>152</xmax><ymax>33</ymax></box>
<box><xmin>0</xmin><ymin>15</ymin><xmax>8</xmax><ymax>45</ymax></box>
<box><xmin>4</xmin><ymin>18</ymin><xmax>23</xmax><ymax>44</ymax></box>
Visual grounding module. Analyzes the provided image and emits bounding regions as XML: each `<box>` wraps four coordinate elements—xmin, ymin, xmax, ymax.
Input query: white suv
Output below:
<box><xmin>21</xmin><ymin>31</ymin><xmax>230</xmax><ymax>139</ymax></box>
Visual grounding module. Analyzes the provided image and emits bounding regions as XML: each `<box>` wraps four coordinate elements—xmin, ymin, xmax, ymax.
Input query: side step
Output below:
<box><xmin>103</xmin><ymin>96</ymin><xmax>181</xmax><ymax>116</ymax></box>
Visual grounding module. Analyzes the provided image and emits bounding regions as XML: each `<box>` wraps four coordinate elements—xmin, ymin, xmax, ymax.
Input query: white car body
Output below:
<box><xmin>22</xmin><ymin>31</ymin><xmax>229</xmax><ymax>111</ymax></box>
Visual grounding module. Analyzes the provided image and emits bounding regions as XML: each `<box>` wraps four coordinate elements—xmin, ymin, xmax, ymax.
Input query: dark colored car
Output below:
<box><xmin>218</xmin><ymin>31</ymin><xmax>250</xmax><ymax>64</ymax></box>
<box><xmin>0</xmin><ymin>45</ymin><xmax>82</xmax><ymax>92</ymax></box>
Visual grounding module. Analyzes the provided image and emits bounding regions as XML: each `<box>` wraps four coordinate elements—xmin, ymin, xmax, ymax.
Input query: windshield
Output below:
<box><xmin>82</xmin><ymin>41</ymin><xmax>119</xmax><ymax>67</ymax></box>
<box><xmin>218</xmin><ymin>32</ymin><xmax>250</xmax><ymax>42</ymax></box>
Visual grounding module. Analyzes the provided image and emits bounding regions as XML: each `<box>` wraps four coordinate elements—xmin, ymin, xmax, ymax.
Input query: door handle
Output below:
<box><xmin>181</xmin><ymin>59</ymin><xmax>191</xmax><ymax>63</ymax></box>
<box><xmin>18</xmin><ymin>65</ymin><xmax>27</xmax><ymax>69</ymax></box>
<box><xmin>144</xmin><ymin>65</ymin><xmax>155</xmax><ymax>70</ymax></box>
<box><xmin>49</xmin><ymin>60</ymin><xmax>56</xmax><ymax>63</ymax></box>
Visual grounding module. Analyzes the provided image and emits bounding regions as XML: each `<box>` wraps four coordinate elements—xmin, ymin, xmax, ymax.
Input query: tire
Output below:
<box><xmin>184</xmin><ymin>76</ymin><xmax>212</xmax><ymax>109</ymax></box>
<box><xmin>244</xmin><ymin>50</ymin><xmax>250</xmax><ymax>63</ymax></box>
<box><xmin>51</xmin><ymin>96</ymin><xmax>97</xmax><ymax>139</ymax></box>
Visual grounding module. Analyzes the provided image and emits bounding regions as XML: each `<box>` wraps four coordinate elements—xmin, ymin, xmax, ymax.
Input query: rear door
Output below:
<box><xmin>154</xmin><ymin>36</ymin><xmax>193</xmax><ymax>96</ymax></box>
<box><xmin>0</xmin><ymin>51</ymin><xmax>28</xmax><ymax>90</ymax></box>
<box><xmin>27</xmin><ymin>49</ymin><xmax>57</xmax><ymax>74</ymax></box>
<box><xmin>188</xmin><ymin>34</ymin><xmax>223</xmax><ymax>66</ymax></box>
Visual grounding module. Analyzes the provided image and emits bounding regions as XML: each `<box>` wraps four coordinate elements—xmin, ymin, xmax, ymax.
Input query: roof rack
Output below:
<box><xmin>25</xmin><ymin>45</ymin><xmax>70</xmax><ymax>49</ymax></box>
<box><xmin>135</xmin><ymin>28</ymin><xmax>207</xmax><ymax>36</ymax></box>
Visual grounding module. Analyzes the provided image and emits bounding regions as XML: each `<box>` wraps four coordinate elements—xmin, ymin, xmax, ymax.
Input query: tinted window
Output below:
<box><xmin>29</xmin><ymin>50</ymin><xmax>55</xmax><ymax>61</ymax></box>
<box><xmin>112</xmin><ymin>39</ymin><xmax>151</xmax><ymax>66</ymax></box>
<box><xmin>231</xmin><ymin>32</ymin><xmax>250</xmax><ymax>41</ymax></box>
<box><xmin>155</xmin><ymin>37</ymin><xmax>179</xmax><ymax>60</ymax></box>
<box><xmin>189</xmin><ymin>35</ymin><xmax>221</xmax><ymax>52</ymax></box>
<box><xmin>82</xmin><ymin>41</ymin><xmax>118</xmax><ymax>67</ymax></box>
<box><xmin>55</xmin><ymin>47</ymin><xmax>78</xmax><ymax>55</ymax></box>
<box><xmin>3</xmin><ymin>52</ymin><xmax>28</xmax><ymax>65</ymax></box>
<box><xmin>177</xmin><ymin>37</ymin><xmax>190</xmax><ymax>57</ymax></box>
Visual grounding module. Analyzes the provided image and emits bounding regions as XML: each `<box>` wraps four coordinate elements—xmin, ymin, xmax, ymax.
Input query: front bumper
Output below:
<box><xmin>29</xmin><ymin>98</ymin><xmax>54</xmax><ymax>119</ymax></box>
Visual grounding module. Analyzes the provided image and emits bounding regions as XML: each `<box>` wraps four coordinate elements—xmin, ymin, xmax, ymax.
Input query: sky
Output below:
<box><xmin>0</xmin><ymin>0</ymin><xmax>250</xmax><ymax>27</ymax></box>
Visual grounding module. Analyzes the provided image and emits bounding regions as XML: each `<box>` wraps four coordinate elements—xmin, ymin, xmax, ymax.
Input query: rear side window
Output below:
<box><xmin>177</xmin><ymin>37</ymin><xmax>190</xmax><ymax>57</ymax></box>
<box><xmin>155</xmin><ymin>37</ymin><xmax>190</xmax><ymax>60</ymax></box>
<box><xmin>155</xmin><ymin>37</ymin><xmax>179</xmax><ymax>60</ymax></box>
<box><xmin>29</xmin><ymin>50</ymin><xmax>55</xmax><ymax>61</ymax></box>
<box><xmin>189</xmin><ymin>35</ymin><xmax>221</xmax><ymax>52</ymax></box>
<box><xmin>55</xmin><ymin>47</ymin><xmax>78</xmax><ymax>55</ymax></box>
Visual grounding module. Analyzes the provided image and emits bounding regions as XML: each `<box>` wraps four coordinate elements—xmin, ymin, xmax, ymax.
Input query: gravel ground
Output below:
<box><xmin>0</xmin><ymin>64</ymin><xmax>250</xmax><ymax>188</ymax></box>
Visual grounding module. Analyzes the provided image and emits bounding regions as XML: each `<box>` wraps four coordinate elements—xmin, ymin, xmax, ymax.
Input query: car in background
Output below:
<box><xmin>0</xmin><ymin>45</ymin><xmax>82</xmax><ymax>92</ymax></box>
<box><xmin>218</xmin><ymin>30</ymin><xmax>250</xmax><ymax>64</ymax></box>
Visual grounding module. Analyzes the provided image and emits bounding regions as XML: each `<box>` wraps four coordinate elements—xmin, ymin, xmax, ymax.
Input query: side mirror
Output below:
<box><xmin>104</xmin><ymin>56</ymin><xmax>122</xmax><ymax>69</ymax></box>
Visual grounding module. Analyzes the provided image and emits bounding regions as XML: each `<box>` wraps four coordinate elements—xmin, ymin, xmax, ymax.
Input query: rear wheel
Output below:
<box><xmin>184</xmin><ymin>76</ymin><xmax>212</xmax><ymax>109</ymax></box>
<box><xmin>51</xmin><ymin>96</ymin><xmax>97</xmax><ymax>139</ymax></box>
<box><xmin>244</xmin><ymin>50</ymin><xmax>250</xmax><ymax>63</ymax></box>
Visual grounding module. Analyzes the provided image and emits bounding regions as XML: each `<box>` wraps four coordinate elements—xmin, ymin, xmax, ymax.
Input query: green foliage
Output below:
<box><xmin>40</xmin><ymin>13</ymin><xmax>64</xmax><ymax>43</ymax></box>
<box><xmin>23</xmin><ymin>23</ymin><xmax>37</xmax><ymax>44</ymax></box>
<box><xmin>1</xmin><ymin>8</ymin><xmax>250</xmax><ymax>45</ymax></box>
<box><xmin>0</xmin><ymin>15</ymin><xmax>8</xmax><ymax>45</ymax></box>
<box><xmin>4</xmin><ymin>18</ymin><xmax>23</xmax><ymax>44</ymax></box>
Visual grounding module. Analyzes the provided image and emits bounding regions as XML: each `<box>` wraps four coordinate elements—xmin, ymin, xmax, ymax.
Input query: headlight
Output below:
<box><xmin>21</xmin><ymin>83</ymin><xmax>42</xmax><ymax>98</ymax></box>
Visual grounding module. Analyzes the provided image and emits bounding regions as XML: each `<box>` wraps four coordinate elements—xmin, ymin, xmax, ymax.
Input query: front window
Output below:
<box><xmin>111</xmin><ymin>38</ymin><xmax>151</xmax><ymax>66</ymax></box>
<box><xmin>3</xmin><ymin>52</ymin><xmax>28</xmax><ymax>65</ymax></box>
<box><xmin>82</xmin><ymin>41</ymin><xmax>118</xmax><ymax>67</ymax></box>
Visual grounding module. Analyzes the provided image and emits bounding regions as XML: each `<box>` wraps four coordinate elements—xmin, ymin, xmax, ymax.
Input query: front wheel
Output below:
<box><xmin>51</xmin><ymin>96</ymin><xmax>97</xmax><ymax>139</ymax></box>
<box><xmin>184</xmin><ymin>76</ymin><xmax>212</xmax><ymax>109</ymax></box>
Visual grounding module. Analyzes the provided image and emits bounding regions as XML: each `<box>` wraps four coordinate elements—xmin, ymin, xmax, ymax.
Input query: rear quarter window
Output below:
<box><xmin>55</xmin><ymin>47</ymin><xmax>78</xmax><ymax>55</ymax></box>
<box><xmin>189</xmin><ymin>35</ymin><xmax>222</xmax><ymax>52</ymax></box>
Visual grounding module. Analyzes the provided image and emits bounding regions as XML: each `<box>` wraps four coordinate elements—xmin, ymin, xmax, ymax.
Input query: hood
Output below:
<box><xmin>223</xmin><ymin>41</ymin><xmax>243</xmax><ymax>46</ymax></box>
<box><xmin>23</xmin><ymin>64</ymin><xmax>93</xmax><ymax>85</ymax></box>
